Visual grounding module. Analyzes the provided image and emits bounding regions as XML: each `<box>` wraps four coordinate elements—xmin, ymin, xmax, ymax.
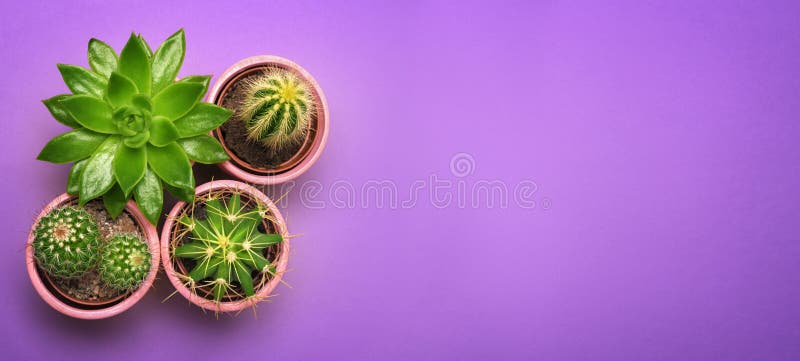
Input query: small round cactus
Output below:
<box><xmin>239</xmin><ymin>69</ymin><xmax>316</xmax><ymax>151</ymax></box>
<box><xmin>33</xmin><ymin>206</ymin><xmax>101</xmax><ymax>278</ymax></box>
<box><xmin>98</xmin><ymin>234</ymin><xmax>151</xmax><ymax>291</ymax></box>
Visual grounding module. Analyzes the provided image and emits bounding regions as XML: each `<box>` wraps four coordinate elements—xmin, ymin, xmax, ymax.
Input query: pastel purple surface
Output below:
<box><xmin>2</xmin><ymin>1</ymin><xmax>799</xmax><ymax>360</ymax></box>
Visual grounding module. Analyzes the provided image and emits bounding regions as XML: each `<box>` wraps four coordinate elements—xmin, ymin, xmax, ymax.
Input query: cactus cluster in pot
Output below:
<box><xmin>37</xmin><ymin>29</ymin><xmax>233</xmax><ymax>224</ymax></box>
<box><xmin>32</xmin><ymin>206</ymin><xmax>151</xmax><ymax>293</ymax></box>
<box><xmin>172</xmin><ymin>190</ymin><xmax>284</xmax><ymax>302</ymax></box>
<box><xmin>30</xmin><ymin>30</ymin><xmax>303</xmax><ymax>316</ymax></box>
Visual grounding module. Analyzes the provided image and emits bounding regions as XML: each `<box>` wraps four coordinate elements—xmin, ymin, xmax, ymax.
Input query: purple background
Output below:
<box><xmin>2</xmin><ymin>1</ymin><xmax>799</xmax><ymax>360</ymax></box>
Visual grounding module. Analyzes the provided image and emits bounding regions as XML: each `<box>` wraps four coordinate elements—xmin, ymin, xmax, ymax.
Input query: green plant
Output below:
<box><xmin>32</xmin><ymin>206</ymin><xmax>101</xmax><ymax>278</ymax></box>
<box><xmin>37</xmin><ymin>29</ymin><xmax>232</xmax><ymax>224</ymax></box>
<box><xmin>239</xmin><ymin>69</ymin><xmax>315</xmax><ymax>151</ymax></box>
<box><xmin>173</xmin><ymin>191</ymin><xmax>283</xmax><ymax>302</ymax></box>
<box><xmin>98</xmin><ymin>234</ymin><xmax>151</xmax><ymax>290</ymax></box>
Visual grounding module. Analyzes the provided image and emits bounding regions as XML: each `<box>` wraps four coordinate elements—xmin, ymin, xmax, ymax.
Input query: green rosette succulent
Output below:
<box><xmin>37</xmin><ymin>30</ymin><xmax>232</xmax><ymax>224</ymax></box>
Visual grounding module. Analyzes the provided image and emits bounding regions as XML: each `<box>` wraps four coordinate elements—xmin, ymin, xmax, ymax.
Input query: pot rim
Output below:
<box><xmin>160</xmin><ymin>180</ymin><xmax>290</xmax><ymax>313</ymax></box>
<box><xmin>208</xmin><ymin>55</ymin><xmax>329</xmax><ymax>185</ymax></box>
<box><xmin>25</xmin><ymin>194</ymin><xmax>160</xmax><ymax>320</ymax></box>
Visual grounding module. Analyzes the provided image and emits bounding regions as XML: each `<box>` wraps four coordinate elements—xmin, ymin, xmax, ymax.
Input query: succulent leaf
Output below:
<box><xmin>178</xmin><ymin>75</ymin><xmax>211</xmax><ymax>90</ymax></box>
<box><xmin>67</xmin><ymin>159</ymin><xmax>87</xmax><ymax>195</ymax></box>
<box><xmin>43</xmin><ymin>94</ymin><xmax>80</xmax><ymax>128</ymax></box>
<box><xmin>152</xmin><ymin>29</ymin><xmax>185</xmax><ymax>94</ymax></box>
<box><xmin>88</xmin><ymin>38</ymin><xmax>118</xmax><ymax>78</ymax></box>
<box><xmin>152</xmin><ymin>82</ymin><xmax>205</xmax><ymax>120</ymax></box>
<box><xmin>177</xmin><ymin>135</ymin><xmax>229</xmax><ymax>164</ymax></box>
<box><xmin>37</xmin><ymin>128</ymin><xmax>107</xmax><ymax>164</ymax></box>
<box><xmin>173</xmin><ymin>103</ymin><xmax>232</xmax><ymax>137</ymax></box>
<box><xmin>61</xmin><ymin>95</ymin><xmax>116</xmax><ymax>134</ymax></box>
<box><xmin>57</xmin><ymin>64</ymin><xmax>107</xmax><ymax>98</ymax></box>
<box><xmin>149</xmin><ymin>116</ymin><xmax>179</xmax><ymax>146</ymax></box>
<box><xmin>113</xmin><ymin>144</ymin><xmax>146</xmax><ymax>195</ymax></box>
<box><xmin>147</xmin><ymin>142</ymin><xmax>192</xmax><ymax>189</ymax></box>
<box><xmin>118</xmin><ymin>33</ymin><xmax>152</xmax><ymax>95</ymax></box>
<box><xmin>79</xmin><ymin>136</ymin><xmax>120</xmax><ymax>205</ymax></box>
<box><xmin>132</xmin><ymin>168</ymin><xmax>162</xmax><ymax>224</ymax></box>
<box><xmin>137</xmin><ymin>34</ymin><xmax>154</xmax><ymax>58</ymax></box>
<box><xmin>165</xmin><ymin>183</ymin><xmax>195</xmax><ymax>203</ymax></box>
<box><xmin>106</xmin><ymin>72</ymin><xmax>139</xmax><ymax>108</ymax></box>
<box><xmin>103</xmin><ymin>184</ymin><xmax>127</xmax><ymax>218</ymax></box>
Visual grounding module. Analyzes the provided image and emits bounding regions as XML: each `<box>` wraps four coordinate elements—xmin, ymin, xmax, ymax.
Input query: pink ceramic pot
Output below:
<box><xmin>160</xmin><ymin>180</ymin><xmax>290</xmax><ymax>313</ymax></box>
<box><xmin>208</xmin><ymin>55</ymin><xmax>329</xmax><ymax>185</ymax></box>
<box><xmin>26</xmin><ymin>194</ymin><xmax>160</xmax><ymax>320</ymax></box>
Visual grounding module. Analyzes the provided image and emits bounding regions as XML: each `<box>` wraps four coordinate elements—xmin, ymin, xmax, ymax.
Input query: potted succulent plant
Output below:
<box><xmin>161</xmin><ymin>180</ymin><xmax>290</xmax><ymax>313</ymax></box>
<box><xmin>29</xmin><ymin>29</ymin><xmax>232</xmax><ymax>318</ymax></box>
<box><xmin>26</xmin><ymin>194</ymin><xmax>159</xmax><ymax>319</ymax></box>
<box><xmin>37</xmin><ymin>29</ymin><xmax>232</xmax><ymax>225</ymax></box>
<box><xmin>207</xmin><ymin>55</ymin><xmax>329</xmax><ymax>184</ymax></box>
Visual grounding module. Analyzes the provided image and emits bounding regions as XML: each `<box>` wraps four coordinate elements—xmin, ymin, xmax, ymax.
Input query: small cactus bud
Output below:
<box><xmin>98</xmin><ymin>234</ymin><xmax>151</xmax><ymax>291</ymax></box>
<box><xmin>239</xmin><ymin>69</ymin><xmax>315</xmax><ymax>151</ymax></box>
<box><xmin>33</xmin><ymin>206</ymin><xmax>101</xmax><ymax>278</ymax></box>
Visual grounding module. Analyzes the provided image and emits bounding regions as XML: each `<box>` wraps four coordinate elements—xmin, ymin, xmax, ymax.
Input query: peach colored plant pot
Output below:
<box><xmin>26</xmin><ymin>194</ymin><xmax>160</xmax><ymax>320</ymax></box>
<box><xmin>160</xmin><ymin>180</ymin><xmax>290</xmax><ymax>313</ymax></box>
<box><xmin>208</xmin><ymin>55</ymin><xmax>329</xmax><ymax>185</ymax></box>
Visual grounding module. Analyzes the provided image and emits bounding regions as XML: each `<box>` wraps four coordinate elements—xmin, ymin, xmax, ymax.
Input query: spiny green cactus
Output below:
<box><xmin>33</xmin><ymin>206</ymin><xmax>101</xmax><ymax>278</ymax></box>
<box><xmin>98</xmin><ymin>234</ymin><xmax>151</xmax><ymax>290</ymax></box>
<box><xmin>239</xmin><ymin>69</ymin><xmax>315</xmax><ymax>151</ymax></box>
<box><xmin>174</xmin><ymin>192</ymin><xmax>283</xmax><ymax>301</ymax></box>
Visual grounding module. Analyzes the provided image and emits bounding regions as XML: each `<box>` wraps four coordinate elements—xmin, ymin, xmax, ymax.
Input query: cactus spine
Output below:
<box><xmin>239</xmin><ymin>69</ymin><xmax>315</xmax><ymax>151</ymax></box>
<box><xmin>174</xmin><ymin>192</ymin><xmax>283</xmax><ymax>301</ymax></box>
<box><xmin>98</xmin><ymin>234</ymin><xmax>151</xmax><ymax>290</ymax></box>
<box><xmin>33</xmin><ymin>206</ymin><xmax>101</xmax><ymax>278</ymax></box>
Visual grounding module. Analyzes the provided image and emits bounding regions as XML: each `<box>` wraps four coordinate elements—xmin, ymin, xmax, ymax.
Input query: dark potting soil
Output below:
<box><xmin>50</xmin><ymin>267</ymin><xmax>123</xmax><ymax>303</ymax></box>
<box><xmin>48</xmin><ymin>200</ymin><xmax>144</xmax><ymax>303</ymax></box>
<box><xmin>172</xmin><ymin>192</ymin><xmax>279</xmax><ymax>302</ymax></box>
<box><xmin>218</xmin><ymin>68</ymin><xmax>312</xmax><ymax>170</ymax></box>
